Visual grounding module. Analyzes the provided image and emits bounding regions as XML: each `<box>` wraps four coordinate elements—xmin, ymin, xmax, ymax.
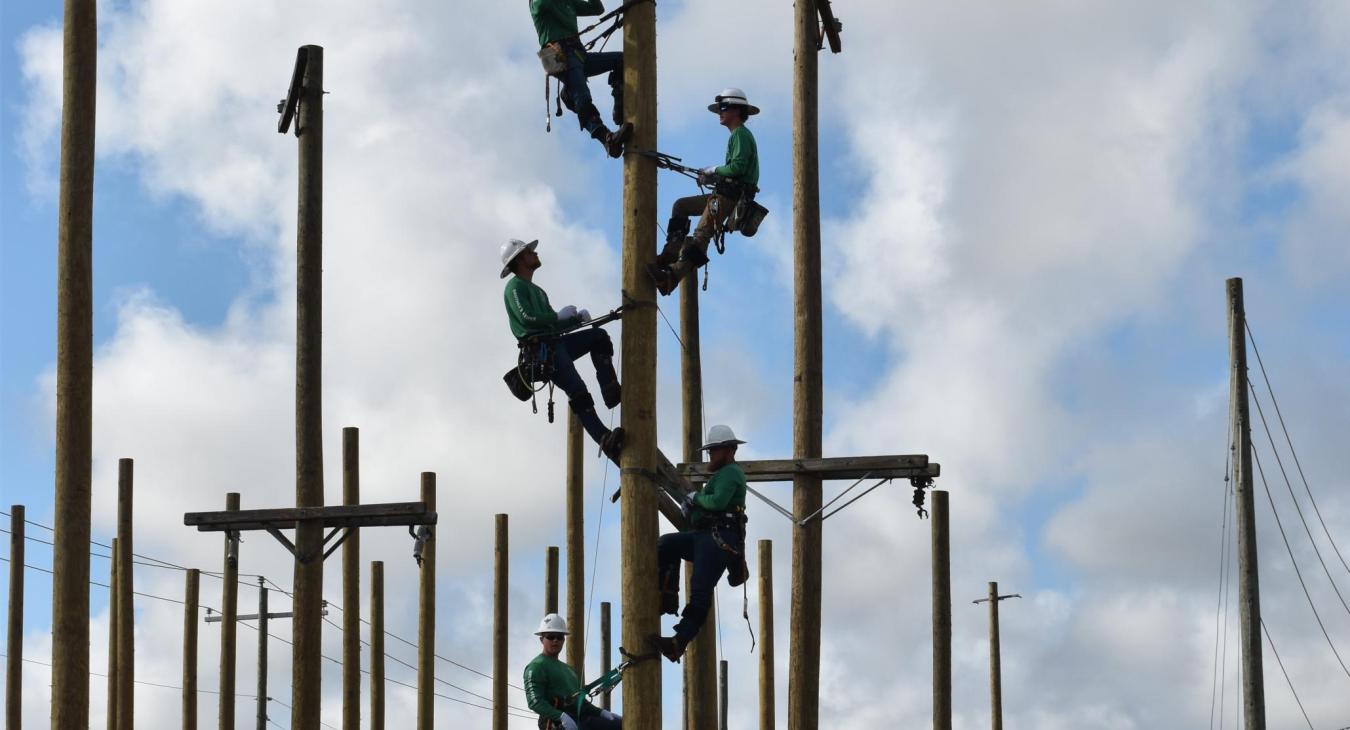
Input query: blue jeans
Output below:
<box><xmin>657</xmin><ymin>529</ymin><xmax>740</xmax><ymax>643</ymax></box>
<box><xmin>545</xmin><ymin>328</ymin><xmax>618</xmax><ymax>445</ymax></box>
<box><xmin>560</xmin><ymin>41</ymin><xmax>621</xmax><ymax>135</ymax></box>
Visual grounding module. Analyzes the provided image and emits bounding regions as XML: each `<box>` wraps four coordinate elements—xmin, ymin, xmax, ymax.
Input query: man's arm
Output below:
<box><xmin>576</xmin><ymin>0</ymin><xmax>606</xmax><ymax>18</ymax></box>
<box><xmin>524</xmin><ymin>664</ymin><xmax>564</xmax><ymax>721</ymax></box>
<box><xmin>715</xmin><ymin>129</ymin><xmax>755</xmax><ymax>180</ymax></box>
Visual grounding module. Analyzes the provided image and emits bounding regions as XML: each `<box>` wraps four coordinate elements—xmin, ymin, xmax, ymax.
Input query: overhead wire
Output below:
<box><xmin>1209</xmin><ymin>438</ymin><xmax>1234</xmax><ymax>730</ymax></box>
<box><xmin>1260</xmin><ymin>619</ymin><xmax>1316</xmax><ymax>730</ymax></box>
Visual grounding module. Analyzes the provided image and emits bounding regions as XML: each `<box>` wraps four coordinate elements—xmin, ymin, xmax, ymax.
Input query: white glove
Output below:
<box><xmin>599</xmin><ymin>709</ymin><xmax>621</xmax><ymax>721</ymax></box>
<box><xmin>557</xmin><ymin>305</ymin><xmax>578</xmax><ymax>321</ymax></box>
<box><xmin>559</xmin><ymin>714</ymin><xmax>579</xmax><ymax>730</ymax></box>
<box><xmin>698</xmin><ymin>165</ymin><xmax>718</xmax><ymax>184</ymax></box>
<box><xmin>578</xmin><ymin>308</ymin><xmax>592</xmax><ymax>323</ymax></box>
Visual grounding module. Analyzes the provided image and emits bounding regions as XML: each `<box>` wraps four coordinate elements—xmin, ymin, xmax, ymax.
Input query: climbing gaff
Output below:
<box><xmin>564</xmin><ymin>645</ymin><xmax>659</xmax><ymax>719</ymax></box>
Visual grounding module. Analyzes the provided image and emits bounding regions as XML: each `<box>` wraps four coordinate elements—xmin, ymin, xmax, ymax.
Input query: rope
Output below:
<box><xmin>586</xmin><ymin>409</ymin><xmax>616</xmax><ymax>654</ymax></box>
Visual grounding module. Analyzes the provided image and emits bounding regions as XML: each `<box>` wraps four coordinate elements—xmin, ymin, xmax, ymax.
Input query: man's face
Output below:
<box><xmin>707</xmin><ymin>444</ymin><xmax>736</xmax><ymax>468</ymax></box>
<box><xmin>539</xmin><ymin>632</ymin><xmax>566</xmax><ymax>657</ymax></box>
<box><xmin>513</xmin><ymin>249</ymin><xmax>541</xmax><ymax>275</ymax></box>
<box><xmin>718</xmin><ymin>106</ymin><xmax>740</xmax><ymax>128</ymax></box>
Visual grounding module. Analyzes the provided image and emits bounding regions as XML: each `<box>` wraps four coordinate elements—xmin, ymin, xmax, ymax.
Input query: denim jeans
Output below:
<box><xmin>657</xmin><ymin>529</ymin><xmax>741</xmax><ymax>643</ymax></box>
<box><xmin>560</xmin><ymin>41</ymin><xmax>622</xmax><ymax>135</ymax></box>
<box><xmin>545</xmin><ymin>328</ymin><xmax>618</xmax><ymax>445</ymax></box>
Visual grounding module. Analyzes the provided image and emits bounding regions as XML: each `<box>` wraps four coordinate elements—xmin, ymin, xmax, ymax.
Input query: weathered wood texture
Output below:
<box><xmin>370</xmin><ymin>561</ymin><xmax>385</xmax><ymax>730</ymax></box>
<box><xmin>115</xmin><ymin>460</ymin><xmax>134</xmax><ymax>730</ymax></box>
<box><xmin>566</xmin><ymin>411</ymin><xmax>586</xmax><ymax>678</ymax></box>
<box><xmin>932</xmin><ymin>491</ymin><xmax>951</xmax><ymax>730</ymax></box>
<box><xmin>545</xmin><ymin>546</ymin><xmax>560</xmax><ymax>615</ymax></box>
<box><xmin>600</xmin><ymin>602</ymin><xmax>613</xmax><ymax>711</ymax></box>
<box><xmin>678</xmin><ymin>455</ymin><xmax>934</xmax><ymax>483</ymax></box>
<box><xmin>987</xmin><ymin>582</ymin><xmax>1003</xmax><ymax>730</ymax></box>
<box><xmin>493</xmin><ymin>515</ymin><xmax>508</xmax><ymax>730</ymax></box>
<box><xmin>681</xmin><ymin>282</ymin><xmax>716</xmax><ymax>730</ymax></box>
<box><xmin>106</xmin><ymin>538</ymin><xmax>119</xmax><ymax>730</ymax></box>
<box><xmin>6</xmin><ymin>506</ymin><xmax>23</xmax><ymax>730</ymax></box>
<box><xmin>182</xmin><ymin>569</ymin><xmax>199</xmax><ymax>730</ymax></box>
<box><xmin>256</xmin><ymin>584</ymin><xmax>269</xmax><ymax>730</ymax></box>
<box><xmin>417</xmin><ymin>474</ymin><xmax>436</xmax><ymax>730</ymax></box>
<box><xmin>185</xmin><ymin>502</ymin><xmax>434</xmax><ymax>531</ymax></box>
<box><xmin>342</xmin><ymin>428</ymin><xmax>361</xmax><ymax>730</ymax></box>
<box><xmin>758</xmin><ymin>540</ymin><xmax>774</xmax><ymax>730</ymax></box>
<box><xmin>51</xmin><ymin>1</ymin><xmax>96</xmax><ymax>725</ymax></box>
<box><xmin>719</xmin><ymin>660</ymin><xmax>729</xmax><ymax>730</ymax></box>
<box><xmin>219</xmin><ymin>493</ymin><xmax>240</xmax><ymax>730</ymax></box>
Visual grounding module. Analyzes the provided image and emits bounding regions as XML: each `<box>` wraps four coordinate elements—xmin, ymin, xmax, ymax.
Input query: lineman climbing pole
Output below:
<box><xmin>617</xmin><ymin>0</ymin><xmax>661</xmax><ymax>724</ymax></box>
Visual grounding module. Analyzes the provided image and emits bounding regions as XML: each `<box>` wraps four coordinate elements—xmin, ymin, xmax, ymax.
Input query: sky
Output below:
<box><xmin>1</xmin><ymin>0</ymin><xmax>1349</xmax><ymax>727</ymax></box>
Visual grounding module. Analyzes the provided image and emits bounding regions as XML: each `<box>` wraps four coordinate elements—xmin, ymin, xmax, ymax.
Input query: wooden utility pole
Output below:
<box><xmin>931</xmin><ymin>491</ymin><xmax>951</xmax><ymax>730</ymax></box>
<box><xmin>50</xmin><ymin>0</ymin><xmax>96</xmax><ymax>725</ymax></box>
<box><xmin>370</xmin><ymin>561</ymin><xmax>385</xmax><ymax>730</ymax></box>
<box><xmin>758</xmin><ymin>540</ymin><xmax>774</xmax><ymax>730</ymax></box>
<box><xmin>342</xmin><ymin>427</ymin><xmax>361</xmax><ymax>730</ymax></box>
<box><xmin>417</xmin><ymin>473</ymin><xmax>436</xmax><ymax>730</ymax></box>
<box><xmin>600</xmin><ymin>601</ymin><xmax>613</xmax><ymax>711</ymax></box>
<box><xmin>973</xmin><ymin>583</ymin><xmax>1020</xmax><ymax>730</ymax></box>
<box><xmin>7</xmin><ymin>506</ymin><xmax>24</xmax><ymax>730</ymax></box>
<box><xmin>493</xmin><ymin>514</ymin><xmax>508</xmax><ymax>730</ymax></box>
<box><xmin>115</xmin><ymin>459</ymin><xmax>134</xmax><ymax>730</ymax></box>
<box><xmin>788</xmin><ymin>0</ymin><xmax>824</xmax><ymax>728</ymax></box>
<box><xmin>182</xmin><ymin>568</ymin><xmax>199</xmax><ymax>730</ymax></box>
<box><xmin>618</xmin><ymin>0</ymin><xmax>661</xmax><ymax>724</ymax></box>
<box><xmin>718</xmin><ymin>660</ymin><xmax>729</xmax><ymax>730</ymax></box>
<box><xmin>290</xmin><ymin>43</ymin><xmax>326</xmax><ymax>730</ymax></box>
<box><xmin>566</xmin><ymin>411</ymin><xmax>586</xmax><ymax>678</ymax></box>
<box><xmin>106</xmin><ymin>537</ymin><xmax>120</xmax><ymax>730</ymax></box>
<box><xmin>256</xmin><ymin>581</ymin><xmax>270</xmax><ymax>730</ymax></box>
<box><xmin>545</xmin><ymin>546</ymin><xmax>560</xmax><ymax>614</ymax></box>
<box><xmin>1227</xmin><ymin>277</ymin><xmax>1265</xmax><ymax>729</ymax></box>
<box><xmin>219</xmin><ymin>492</ymin><xmax>240</xmax><ymax>730</ymax></box>
<box><xmin>682</xmin><ymin>283</ymin><xmax>716</xmax><ymax>730</ymax></box>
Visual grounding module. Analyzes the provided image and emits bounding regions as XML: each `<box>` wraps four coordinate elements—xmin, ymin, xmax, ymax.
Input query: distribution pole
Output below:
<box><xmin>256</xmin><ymin>581</ymin><xmax>269</xmax><ymax>730</ymax></box>
<box><xmin>1227</xmin><ymin>277</ymin><xmax>1265</xmax><ymax>729</ymax></box>
<box><xmin>545</xmin><ymin>546</ymin><xmax>560</xmax><ymax>614</ymax></box>
<box><xmin>291</xmin><ymin>43</ymin><xmax>327</xmax><ymax>730</ymax></box>
<box><xmin>600</xmin><ymin>602</ymin><xmax>613</xmax><ymax>711</ymax></box>
<box><xmin>682</xmin><ymin>281</ymin><xmax>716</xmax><ymax>729</ymax></box>
<box><xmin>370</xmin><ymin>561</ymin><xmax>385</xmax><ymax>730</ymax></box>
<box><xmin>719</xmin><ymin>660</ymin><xmax>729</xmax><ymax>730</ymax></box>
<box><xmin>106</xmin><ymin>537</ymin><xmax>120</xmax><ymax>730</ymax></box>
<box><xmin>417</xmin><ymin>473</ymin><xmax>436</xmax><ymax>730</ymax></box>
<box><xmin>617</xmin><ymin>0</ymin><xmax>661</xmax><ymax>724</ymax></box>
<box><xmin>182</xmin><ymin>568</ymin><xmax>199</xmax><ymax>730</ymax></box>
<box><xmin>931</xmin><ymin>491</ymin><xmax>951</xmax><ymax>730</ymax></box>
<box><xmin>50</xmin><ymin>0</ymin><xmax>97</xmax><ymax>725</ymax></box>
<box><xmin>7</xmin><ymin>506</ymin><xmax>24</xmax><ymax>730</ymax></box>
<box><xmin>788</xmin><ymin>0</ymin><xmax>824</xmax><ymax>728</ymax></box>
<box><xmin>493</xmin><ymin>514</ymin><xmax>509</xmax><ymax>730</ymax></box>
<box><xmin>219</xmin><ymin>493</ymin><xmax>240</xmax><ymax>730</ymax></box>
<box><xmin>758</xmin><ymin>540</ymin><xmax>774</xmax><ymax>730</ymax></box>
<box><xmin>342</xmin><ymin>427</ymin><xmax>361</xmax><ymax>730</ymax></box>
<box><xmin>566</xmin><ymin>411</ymin><xmax>586</xmax><ymax>678</ymax></box>
<box><xmin>115</xmin><ymin>459</ymin><xmax>134</xmax><ymax>730</ymax></box>
<box><xmin>973</xmin><ymin>582</ymin><xmax>1020</xmax><ymax>730</ymax></box>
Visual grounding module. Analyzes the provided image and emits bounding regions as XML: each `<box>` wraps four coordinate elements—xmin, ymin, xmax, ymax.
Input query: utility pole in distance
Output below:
<box><xmin>972</xmin><ymin>582</ymin><xmax>1020</xmax><ymax>730</ymax></box>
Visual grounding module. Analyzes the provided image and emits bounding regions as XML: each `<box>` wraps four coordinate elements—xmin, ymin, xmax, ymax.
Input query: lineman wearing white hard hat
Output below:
<box><xmin>524</xmin><ymin>614</ymin><xmax>623</xmax><ymax>729</ymax></box>
<box><xmin>648</xmin><ymin>88</ymin><xmax>761</xmax><ymax>296</ymax></box>
<box><xmin>502</xmin><ymin>239</ymin><xmax>625</xmax><ymax>462</ymax></box>
<box><xmin>654</xmin><ymin>424</ymin><xmax>750</xmax><ymax>662</ymax></box>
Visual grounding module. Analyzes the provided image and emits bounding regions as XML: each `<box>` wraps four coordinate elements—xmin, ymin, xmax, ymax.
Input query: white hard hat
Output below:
<box><xmin>701</xmin><ymin>424</ymin><xmax>746</xmax><ymax>450</ymax></box>
<box><xmin>535</xmin><ymin>613</ymin><xmax>569</xmax><ymax>636</ymax></box>
<box><xmin>708</xmin><ymin>87</ymin><xmax>760</xmax><ymax>116</ymax></box>
<box><xmin>500</xmin><ymin>238</ymin><xmax>539</xmax><ymax>279</ymax></box>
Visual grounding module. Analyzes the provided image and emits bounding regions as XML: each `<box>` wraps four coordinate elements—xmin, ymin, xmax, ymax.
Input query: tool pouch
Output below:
<box><xmin>504</xmin><ymin>367</ymin><xmax>534</xmax><ymax>402</ymax></box>
<box><xmin>728</xmin><ymin>198</ymin><xmax>769</xmax><ymax>238</ymax></box>
<box><xmin>726</xmin><ymin>554</ymin><xmax>750</xmax><ymax>587</ymax></box>
<box><xmin>538</xmin><ymin>42</ymin><xmax>568</xmax><ymax>76</ymax></box>
<box><xmin>506</xmin><ymin>339</ymin><xmax>554</xmax><ymax>401</ymax></box>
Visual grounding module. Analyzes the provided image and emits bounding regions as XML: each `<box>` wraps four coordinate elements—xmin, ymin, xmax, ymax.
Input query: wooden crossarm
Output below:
<box><xmin>676</xmin><ymin>455</ymin><xmax>935</xmax><ymax>483</ymax></box>
<box><xmin>183</xmin><ymin>501</ymin><xmax>436</xmax><ymax>533</ymax></box>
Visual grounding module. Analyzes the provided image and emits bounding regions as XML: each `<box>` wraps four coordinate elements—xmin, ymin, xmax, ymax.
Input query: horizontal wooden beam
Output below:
<box><xmin>676</xmin><ymin>455</ymin><xmax>936</xmax><ymax>483</ymax></box>
<box><xmin>184</xmin><ymin>502</ymin><xmax>436</xmax><ymax>532</ymax></box>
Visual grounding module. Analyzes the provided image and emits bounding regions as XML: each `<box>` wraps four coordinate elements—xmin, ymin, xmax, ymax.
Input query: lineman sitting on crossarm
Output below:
<box><xmin>501</xmin><ymin>238</ymin><xmax>624</xmax><ymax>461</ymax></box>
<box><xmin>654</xmin><ymin>424</ymin><xmax>749</xmax><ymax>662</ymax></box>
<box><xmin>530</xmin><ymin>0</ymin><xmax>633</xmax><ymax>158</ymax></box>
<box><xmin>525</xmin><ymin>614</ymin><xmax>623</xmax><ymax>729</ymax></box>
<box><xmin>648</xmin><ymin>88</ymin><xmax>761</xmax><ymax>296</ymax></box>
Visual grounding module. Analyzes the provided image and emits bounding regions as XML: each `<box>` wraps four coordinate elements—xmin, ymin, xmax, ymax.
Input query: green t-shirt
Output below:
<box><xmin>690</xmin><ymin>463</ymin><xmax>747</xmax><ymax>528</ymax></box>
<box><xmin>504</xmin><ymin>276</ymin><xmax>578</xmax><ymax>339</ymax></box>
<box><xmin>714</xmin><ymin>125</ymin><xmax>759</xmax><ymax>187</ymax></box>
<box><xmin>530</xmin><ymin>0</ymin><xmax>605</xmax><ymax>48</ymax></box>
<box><xmin>523</xmin><ymin>653</ymin><xmax>598</xmax><ymax>721</ymax></box>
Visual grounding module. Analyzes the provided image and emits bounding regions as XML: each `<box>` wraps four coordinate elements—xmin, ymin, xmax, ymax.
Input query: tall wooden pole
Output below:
<box><xmin>788</xmin><ymin>0</ymin><xmax>824</xmax><ymax>727</ymax></box>
<box><xmin>417</xmin><ymin>473</ymin><xmax>436</xmax><ymax>730</ymax></box>
<box><xmin>6</xmin><ymin>506</ymin><xmax>25</xmax><ymax>730</ymax></box>
<box><xmin>50</xmin><ymin>0</ymin><xmax>96</xmax><ymax>725</ymax></box>
<box><xmin>369</xmin><ymin>561</ymin><xmax>385</xmax><ymax>730</ymax></box>
<box><xmin>115</xmin><ymin>459</ymin><xmax>134</xmax><ymax>730</ymax></box>
<box><xmin>682</xmin><ymin>283</ymin><xmax>716</xmax><ymax>730</ymax></box>
<box><xmin>565</xmin><ymin>411</ymin><xmax>586</xmax><ymax>678</ymax></box>
<box><xmin>106</xmin><ymin>538</ymin><xmax>120</xmax><ymax>730</ymax></box>
<box><xmin>985</xmin><ymin>582</ymin><xmax>1003</xmax><ymax>730</ymax></box>
<box><xmin>618</xmin><ymin>0</ymin><xmax>661</xmax><ymax>724</ymax></box>
<box><xmin>600</xmin><ymin>602</ymin><xmax>613</xmax><ymax>711</ymax></box>
<box><xmin>718</xmin><ymin>660</ymin><xmax>729</xmax><ymax>730</ymax></box>
<box><xmin>219</xmin><ymin>492</ymin><xmax>240</xmax><ymax>730</ymax></box>
<box><xmin>291</xmin><ymin>43</ymin><xmax>327</xmax><ymax>730</ymax></box>
<box><xmin>757</xmin><ymin>540</ymin><xmax>774</xmax><ymax>730</ymax></box>
<box><xmin>493</xmin><ymin>514</ymin><xmax>509</xmax><ymax>730</ymax></box>
<box><xmin>182</xmin><ymin>568</ymin><xmax>199</xmax><ymax>730</ymax></box>
<box><xmin>342</xmin><ymin>427</ymin><xmax>361</xmax><ymax>730</ymax></box>
<box><xmin>545</xmin><ymin>546</ymin><xmax>560</xmax><ymax>615</ymax></box>
<box><xmin>931</xmin><ymin>491</ymin><xmax>951</xmax><ymax>730</ymax></box>
<box><xmin>1227</xmin><ymin>277</ymin><xmax>1265</xmax><ymax>729</ymax></box>
<box><xmin>256</xmin><ymin>581</ymin><xmax>269</xmax><ymax>730</ymax></box>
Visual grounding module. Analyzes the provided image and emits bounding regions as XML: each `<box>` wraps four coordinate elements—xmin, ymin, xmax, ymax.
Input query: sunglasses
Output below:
<box><xmin>541</xmin><ymin>633</ymin><xmax>565</xmax><ymax>641</ymax></box>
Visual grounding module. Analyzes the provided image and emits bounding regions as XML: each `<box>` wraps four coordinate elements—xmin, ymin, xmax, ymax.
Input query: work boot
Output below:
<box><xmin>599</xmin><ymin>426</ymin><xmax>625</xmax><ymax>463</ymax></box>
<box><xmin>655</xmin><ymin>635</ymin><xmax>688</xmax><ymax>663</ymax></box>
<box><xmin>601</xmin><ymin>381</ymin><xmax>622</xmax><ymax>410</ymax></box>
<box><xmin>601</xmin><ymin>122</ymin><xmax>633</xmax><ymax>158</ymax></box>
<box><xmin>646</xmin><ymin>263</ymin><xmax>678</xmax><ymax>296</ymax></box>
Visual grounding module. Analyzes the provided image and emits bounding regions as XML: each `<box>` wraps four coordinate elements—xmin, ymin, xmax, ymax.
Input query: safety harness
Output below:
<box><xmin>539</xmin><ymin>0</ymin><xmax>654</xmax><ymax>132</ymax></box>
<box><xmin>503</xmin><ymin>306</ymin><xmax>625</xmax><ymax>422</ymax></box>
<box><xmin>537</xmin><ymin>645</ymin><xmax>656</xmax><ymax>730</ymax></box>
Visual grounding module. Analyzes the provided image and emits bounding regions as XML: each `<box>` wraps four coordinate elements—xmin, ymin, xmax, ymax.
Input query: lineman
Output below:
<box><xmin>648</xmin><ymin>88</ymin><xmax>761</xmax><ymax>295</ymax></box>
<box><xmin>654</xmin><ymin>425</ymin><xmax>749</xmax><ymax>662</ymax></box>
<box><xmin>502</xmin><ymin>238</ymin><xmax>624</xmax><ymax>461</ymax></box>
<box><xmin>525</xmin><ymin>614</ymin><xmax>623</xmax><ymax>729</ymax></box>
<box><xmin>531</xmin><ymin>0</ymin><xmax>633</xmax><ymax>158</ymax></box>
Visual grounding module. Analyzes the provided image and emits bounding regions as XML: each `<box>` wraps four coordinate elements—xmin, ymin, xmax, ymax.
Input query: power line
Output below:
<box><xmin>1209</xmin><ymin>442</ymin><xmax>1233</xmax><ymax>730</ymax></box>
<box><xmin>1259</xmin><ymin>620</ymin><xmax>1315</xmax><ymax>730</ymax></box>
